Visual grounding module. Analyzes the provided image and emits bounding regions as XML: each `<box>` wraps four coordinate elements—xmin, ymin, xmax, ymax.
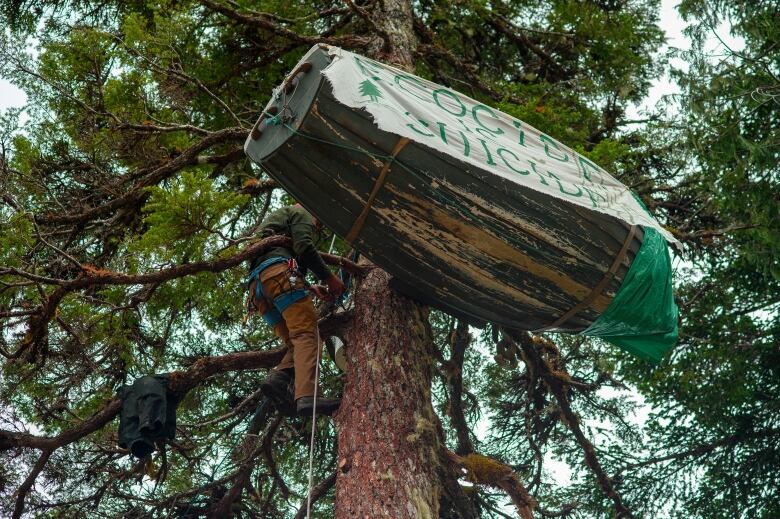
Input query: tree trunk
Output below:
<box><xmin>333</xmin><ymin>3</ymin><xmax>478</xmax><ymax>518</ymax></box>
<box><xmin>334</xmin><ymin>268</ymin><xmax>442</xmax><ymax>517</ymax></box>
<box><xmin>365</xmin><ymin>0</ymin><xmax>415</xmax><ymax>69</ymax></box>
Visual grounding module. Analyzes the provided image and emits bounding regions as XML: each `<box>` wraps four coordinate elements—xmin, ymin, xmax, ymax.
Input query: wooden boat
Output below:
<box><xmin>244</xmin><ymin>45</ymin><xmax>674</xmax><ymax>333</ymax></box>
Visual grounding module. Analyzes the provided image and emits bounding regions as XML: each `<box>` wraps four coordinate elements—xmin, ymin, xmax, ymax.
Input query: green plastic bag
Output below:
<box><xmin>582</xmin><ymin>227</ymin><xmax>679</xmax><ymax>363</ymax></box>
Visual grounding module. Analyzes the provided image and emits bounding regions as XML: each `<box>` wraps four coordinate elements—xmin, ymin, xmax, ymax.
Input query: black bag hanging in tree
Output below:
<box><xmin>117</xmin><ymin>375</ymin><xmax>179</xmax><ymax>458</ymax></box>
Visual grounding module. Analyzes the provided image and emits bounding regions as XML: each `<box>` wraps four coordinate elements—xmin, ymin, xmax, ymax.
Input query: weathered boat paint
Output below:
<box><xmin>245</xmin><ymin>46</ymin><xmax>643</xmax><ymax>330</ymax></box>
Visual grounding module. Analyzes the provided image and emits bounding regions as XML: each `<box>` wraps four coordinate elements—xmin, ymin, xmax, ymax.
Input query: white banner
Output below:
<box><xmin>316</xmin><ymin>45</ymin><xmax>679</xmax><ymax>246</ymax></box>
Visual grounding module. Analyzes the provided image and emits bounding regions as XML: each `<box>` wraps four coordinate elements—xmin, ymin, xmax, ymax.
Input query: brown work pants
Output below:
<box><xmin>249</xmin><ymin>262</ymin><xmax>320</xmax><ymax>400</ymax></box>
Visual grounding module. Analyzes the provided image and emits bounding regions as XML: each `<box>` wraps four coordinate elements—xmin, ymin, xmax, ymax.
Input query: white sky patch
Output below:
<box><xmin>0</xmin><ymin>78</ymin><xmax>25</xmax><ymax>106</ymax></box>
<box><xmin>0</xmin><ymin>79</ymin><xmax>27</xmax><ymax>104</ymax></box>
<box><xmin>628</xmin><ymin>0</ymin><xmax>745</xmax><ymax>120</ymax></box>
<box><xmin>1</xmin><ymin>76</ymin><xmax>30</xmax><ymax>129</ymax></box>
<box><xmin>0</xmin><ymin>77</ymin><xmax>27</xmax><ymax>124</ymax></box>
<box><xmin>543</xmin><ymin>451</ymin><xmax>573</xmax><ymax>486</ymax></box>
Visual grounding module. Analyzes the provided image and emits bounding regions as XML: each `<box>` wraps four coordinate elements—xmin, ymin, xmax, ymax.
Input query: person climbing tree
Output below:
<box><xmin>246</xmin><ymin>204</ymin><xmax>345</xmax><ymax>417</ymax></box>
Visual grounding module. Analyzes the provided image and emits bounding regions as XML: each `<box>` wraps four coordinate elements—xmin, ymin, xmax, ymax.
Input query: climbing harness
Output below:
<box><xmin>245</xmin><ymin>256</ymin><xmax>308</xmax><ymax>326</ymax></box>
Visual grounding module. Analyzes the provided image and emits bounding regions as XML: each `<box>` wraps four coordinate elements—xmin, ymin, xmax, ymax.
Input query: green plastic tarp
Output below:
<box><xmin>582</xmin><ymin>226</ymin><xmax>679</xmax><ymax>363</ymax></box>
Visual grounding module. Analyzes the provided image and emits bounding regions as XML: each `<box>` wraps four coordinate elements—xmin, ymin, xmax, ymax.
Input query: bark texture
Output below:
<box><xmin>335</xmin><ymin>268</ymin><xmax>442</xmax><ymax>517</ymax></box>
<box><xmin>365</xmin><ymin>0</ymin><xmax>415</xmax><ymax>69</ymax></box>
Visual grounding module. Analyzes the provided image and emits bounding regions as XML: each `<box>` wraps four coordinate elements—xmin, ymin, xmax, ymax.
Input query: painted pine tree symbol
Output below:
<box><xmin>359</xmin><ymin>79</ymin><xmax>382</xmax><ymax>102</ymax></box>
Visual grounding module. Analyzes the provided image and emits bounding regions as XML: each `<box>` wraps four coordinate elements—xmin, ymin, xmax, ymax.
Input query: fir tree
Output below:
<box><xmin>358</xmin><ymin>78</ymin><xmax>382</xmax><ymax>102</ymax></box>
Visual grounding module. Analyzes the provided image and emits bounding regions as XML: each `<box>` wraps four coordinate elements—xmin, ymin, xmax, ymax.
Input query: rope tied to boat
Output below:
<box><xmin>266</xmin><ymin>113</ymin><xmax>283</xmax><ymax>126</ymax></box>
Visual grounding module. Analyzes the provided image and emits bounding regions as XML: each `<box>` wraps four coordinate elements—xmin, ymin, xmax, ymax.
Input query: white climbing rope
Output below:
<box><xmin>305</xmin><ymin>314</ymin><xmax>322</xmax><ymax>519</ymax></box>
<box><xmin>307</xmin><ymin>199</ymin><xmax>338</xmax><ymax>518</ymax></box>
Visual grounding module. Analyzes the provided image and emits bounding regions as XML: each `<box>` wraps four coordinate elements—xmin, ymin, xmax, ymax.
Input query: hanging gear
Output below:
<box><xmin>117</xmin><ymin>375</ymin><xmax>179</xmax><ymax>458</ymax></box>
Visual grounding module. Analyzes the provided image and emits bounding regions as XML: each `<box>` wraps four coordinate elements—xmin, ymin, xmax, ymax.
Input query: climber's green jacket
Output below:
<box><xmin>250</xmin><ymin>205</ymin><xmax>331</xmax><ymax>281</ymax></box>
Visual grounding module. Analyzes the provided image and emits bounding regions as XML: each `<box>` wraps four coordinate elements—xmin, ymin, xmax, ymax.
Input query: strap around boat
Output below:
<box><xmin>345</xmin><ymin>135</ymin><xmax>410</xmax><ymax>244</ymax></box>
<box><xmin>535</xmin><ymin>225</ymin><xmax>638</xmax><ymax>332</ymax></box>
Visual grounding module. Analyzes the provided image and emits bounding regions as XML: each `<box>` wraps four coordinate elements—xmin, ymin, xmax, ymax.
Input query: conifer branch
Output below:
<box><xmin>5</xmin><ymin>235</ymin><xmax>365</xmax><ymax>362</ymax></box>
<box><xmin>446</xmin><ymin>450</ymin><xmax>537</xmax><ymax>519</ymax></box>
<box><xmin>200</xmin><ymin>0</ymin><xmax>371</xmax><ymax>48</ymax></box>
<box><xmin>0</xmin><ymin>347</ymin><xmax>287</xmax><ymax>454</ymax></box>
<box><xmin>38</xmin><ymin>127</ymin><xmax>247</xmax><ymax>226</ymax></box>
<box><xmin>506</xmin><ymin>330</ymin><xmax>634</xmax><ymax>518</ymax></box>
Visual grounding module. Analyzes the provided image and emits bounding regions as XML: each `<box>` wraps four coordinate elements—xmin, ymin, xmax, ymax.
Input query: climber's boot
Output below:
<box><xmin>296</xmin><ymin>395</ymin><xmax>341</xmax><ymax>417</ymax></box>
<box><xmin>261</xmin><ymin>369</ymin><xmax>295</xmax><ymax>417</ymax></box>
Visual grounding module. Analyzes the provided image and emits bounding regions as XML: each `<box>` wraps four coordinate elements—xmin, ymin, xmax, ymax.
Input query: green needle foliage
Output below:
<box><xmin>0</xmin><ymin>0</ymin><xmax>776</xmax><ymax>518</ymax></box>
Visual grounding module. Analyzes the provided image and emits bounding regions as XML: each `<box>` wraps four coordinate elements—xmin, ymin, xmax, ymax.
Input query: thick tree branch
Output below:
<box><xmin>0</xmin><ymin>347</ymin><xmax>286</xmax><ymax>453</ymax></box>
<box><xmin>293</xmin><ymin>471</ymin><xmax>337</xmax><ymax>519</ymax></box>
<box><xmin>447</xmin><ymin>450</ymin><xmax>537</xmax><ymax>519</ymax></box>
<box><xmin>12</xmin><ymin>450</ymin><xmax>52</xmax><ymax>519</ymax></box>
<box><xmin>486</xmin><ymin>13</ymin><xmax>568</xmax><ymax>80</ymax></box>
<box><xmin>200</xmin><ymin>0</ymin><xmax>370</xmax><ymax>48</ymax></box>
<box><xmin>446</xmin><ymin>319</ymin><xmax>475</xmax><ymax>455</ymax></box>
<box><xmin>0</xmin><ymin>399</ymin><xmax>123</xmax><ymax>452</ymax></box>
<box><xmin>7</xmin><ymin>235</ymin><xmax>365</xmax><ymax>361</ymax></box>
<box><xmin>207</xmin><ymin>410</ymin><xmax>282</xmax><ymax>518</ymax></box>
<box><xmin>239</xmin><ymin>177</ymin><xmax>278</xmax><ymax>196</ymax></box>
<box><xmin>38</xmin><ymin>127</ymin><xmax>247</xmax><ymax>226</ymax></box>
<box><xmin>343</xmin><ymin>0</ymin><xmax>390</xmax><ymax>51</ymax></box>
<box><xmin>415</xmin><ymin>42</ymin><xmax>526</xmax><ymax>106</ymax></box>
<box><xmin>260</xmin><ymin>416</ymin><xmax>292</xmax><ymax>500</ymax></box>
<box><xmin>8</xmin><ymin>236</ymin><xmax>365</xmax><ymax>289</ymax></box>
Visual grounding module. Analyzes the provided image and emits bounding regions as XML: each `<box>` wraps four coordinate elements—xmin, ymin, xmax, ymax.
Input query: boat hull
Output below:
<box><xmin>245</xmin><ymin>47</ymin><xmax>643</xmax><ymax>331</ymax></box>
